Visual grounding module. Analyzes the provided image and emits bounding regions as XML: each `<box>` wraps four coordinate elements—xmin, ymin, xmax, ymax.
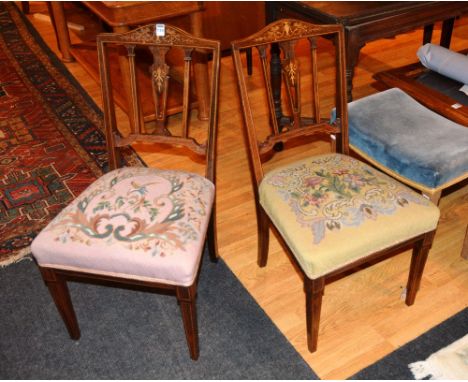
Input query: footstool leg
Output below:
<box><xmin>40</xmin><ymin>267</ymin><xmax>81</xmax><ymax>340</ymax></box>
<box><xmin>176</xmin><ymin>284</ymin><xmax>199</xmax><ymax>360</ymax></box>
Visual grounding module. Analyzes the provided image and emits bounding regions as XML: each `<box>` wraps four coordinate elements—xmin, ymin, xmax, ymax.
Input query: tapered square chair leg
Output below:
<box><xmin>406</xmin><ymin>231</ymin><xmax>435</xmax><ymax>306</ymax></box>
<box><xmin>39</xmin><ymin>267</ymin><xmax>80</xmax><ymax>340</ymax></box>
<box><xmin>305</xmin><ymin>277</ymin><xmax>325</xmax><ymax>353</ymax></box>
<box><xmin>177</xmin><ymin>285</ymin><xmax>199</xmax><ymax>360</ymax></box>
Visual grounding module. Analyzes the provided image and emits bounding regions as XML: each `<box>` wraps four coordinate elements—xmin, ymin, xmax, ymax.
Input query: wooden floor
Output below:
<box><xmin>25</xmin><ymin>3</ymin><xmax>468</xmax><ymax>379</ymax></box>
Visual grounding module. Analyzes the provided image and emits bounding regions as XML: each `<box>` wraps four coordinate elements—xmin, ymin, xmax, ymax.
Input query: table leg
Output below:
<box><xmin>49</xmin><ymin>2</ymin><xmax>73</xmax><ymax>63</ymax></box>
<box><xmin>265</xmin><ymin>2</ymin><xmax>277</xmax><ymax>24</ymax></box>
<box><xmin>112</xmin><ymin>25</ymin><xmax>143</xmax><ymax>136</ymax></box>
<box><xmin>423</xmin><ymin>24</ymin><xmax>434</xmax><ymax>44</ymax></box>
<box><xmin>20</xmin><ymin>1</ymin><xmax>30</xmax><ymax>14</ymax></box>
<box><xmin>190</xmin><ymin>11</ymin><xmax>209</xmax><ymax>121</ymax></box>
<box><xmin>265</xmin><ymin>3</ymin><xmax>284</xmax><ymax>124</ymax></box>
<box><xmin>270</xmin><ymin>43</ymin><xmax>283</xmax><ymax>122</ymax></box>
<box><xmin>344</xmin><ymin>32</ymin><xmax>364</xmax><ymax>102</ymax></box>
<box><xmin>440</xmin><ymin>18</ymin><xmax>455</xmax><ymax>48</ymax></box>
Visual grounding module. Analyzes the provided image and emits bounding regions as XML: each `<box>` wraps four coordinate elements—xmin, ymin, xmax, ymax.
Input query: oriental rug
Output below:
<box><xmin>0</xmin><ymin>2</ymin><xmax>141</xmax><ymax>266</ymax></box>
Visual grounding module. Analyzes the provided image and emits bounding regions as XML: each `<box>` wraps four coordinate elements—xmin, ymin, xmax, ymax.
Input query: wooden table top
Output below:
<box><xmin>82</xmin><ymin>1</ymin><xmax>203</xmax><ymax>27</ymax></box>
<box><xmin>292</xmin><ymin>1</ymin><xmax>468</xmax><ymax>25</ymax></box>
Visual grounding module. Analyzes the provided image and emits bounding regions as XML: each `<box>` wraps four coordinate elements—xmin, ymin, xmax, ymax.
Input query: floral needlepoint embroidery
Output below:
<box><xmin>264</xmin><ymin>155</ymin><xmax>428</xmax><ymax>244</ymax></box>
<box><xmin>43</xmin><ymin>168</ymin><xmax>212</xmax><ymax>257</ymax></box>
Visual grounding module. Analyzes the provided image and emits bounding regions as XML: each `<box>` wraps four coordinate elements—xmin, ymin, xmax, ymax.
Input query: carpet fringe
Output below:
<box><xmin>409</xmin><ymin>334</ymin><xmax>468</xmax><ymax>380</ymax></box>
<box><xmin>409</xmin><ymin>361</ymin><xmax>438</xmax><ymax>380</ymax></box>
<box><xmin>0</xmin><ymin>247</ymin><xmax>33</xmax><ymax>268</ymax></box>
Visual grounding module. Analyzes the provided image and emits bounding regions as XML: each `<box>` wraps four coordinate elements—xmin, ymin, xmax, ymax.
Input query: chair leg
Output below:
<box><xmin>176</xmin><ymin>285</ymin><xmax>199</xmax><ymax>360</ymax></box>
<box><xmin>304</xmin><ymin>277</ymin><xmax>325</xmax><ymax>353</ymax></box>
<box><xmin>39</xmin><ymin>267</ymin><xmax>81</xmax><ymax>340</ymax></box>
<box><xmin>207</xmin><ymin>208</ymin><xmax>218</xmax><ymax>263</ymax></box>
<box><xmin>257</xmin><ymin>205</ymin><xmax>270</xmax><ymax>267</ymax></box>
<box><xmin>405</xmin><ymin>231</ymin><xmax>435</xmax><ymax>306</ymax></box>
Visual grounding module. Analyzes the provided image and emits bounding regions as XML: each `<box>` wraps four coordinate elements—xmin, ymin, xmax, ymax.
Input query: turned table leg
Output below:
<box><xmin>49</xmin><ymin>2</ymin><xmax>73</xmax><ymax>63</ymax></box>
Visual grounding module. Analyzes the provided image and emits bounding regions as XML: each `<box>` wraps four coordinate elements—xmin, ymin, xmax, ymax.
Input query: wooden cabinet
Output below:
<box><xmin>201</xmin><ymin>2</ymin><xmax>265</xmax><ymax>51</ymax></box>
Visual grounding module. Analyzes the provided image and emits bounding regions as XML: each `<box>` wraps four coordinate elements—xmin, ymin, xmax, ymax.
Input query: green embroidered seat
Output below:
<box><xmin>260</xmin><ymin>154</ymin><xmax>439</xmax><ymax>280</ymax></box>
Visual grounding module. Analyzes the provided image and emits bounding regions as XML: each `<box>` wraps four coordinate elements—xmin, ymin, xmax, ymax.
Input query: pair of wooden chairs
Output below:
<box><xmin>32</xmin><ymin>24</ymin><xmax>221</xmax><ymax>361</ymax></box>
<box><xmin>32</xmin><ymin>19</ymin><xmax>442</xmax><ymax>359</ymax></box>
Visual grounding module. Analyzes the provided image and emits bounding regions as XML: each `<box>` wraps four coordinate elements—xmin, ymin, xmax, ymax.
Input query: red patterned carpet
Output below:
<box><xmin>0</xmin><ymin>3</ymin><xmax>141</xmax><ymax>266</ymax></box>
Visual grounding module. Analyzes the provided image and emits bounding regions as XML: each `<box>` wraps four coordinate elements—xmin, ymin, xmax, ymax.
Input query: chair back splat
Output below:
<box><xmin>31</xmin><ymin>24</ymin><xmax>221</xmax><ymax>361</ymax></box>
<box><xmin>97</xmin><ymin>23</ymin><xmax>220</xmax><ymax>182</ymax></box>
<box><xmin>232</xmin><ymin>19</ymin><xmax>440</xmax><ymax>353</ymax></box>
<box><xmin>232</xmin><ymin>20</ymin><xmax>348</xmax><ymax>186</ymax></box>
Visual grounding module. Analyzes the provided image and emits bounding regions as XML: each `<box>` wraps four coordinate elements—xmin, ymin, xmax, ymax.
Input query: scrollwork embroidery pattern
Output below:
<box><xmin>44</xmin><ymin>168</ymin><xmax>212</xmax><ymax>257</ymax></box>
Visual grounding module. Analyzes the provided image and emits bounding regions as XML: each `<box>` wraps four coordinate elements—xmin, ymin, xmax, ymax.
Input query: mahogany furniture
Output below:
<box><xmin>266</xmin><ymin>1</ymin><xmax>468</xmax><ymax>103</ymax></box>
<box><xmin>375</xmin><ymin>58</ymin><xmax>468</xmax><ymax>127</ymax></box>
<box><xmin>201</xmin><ymin>2</ymin><xmax>265</xmax><ymax>52</ymax></box>
<box><xmin>372</xmin><ymin>55</ymin><xmax>468</xmax><ymax>260</ymax></box>
<box><xmin>50</xmin><ymin>1</ymin><xmax>210</xmax><ymax>121</ymax></box>
<box><xmin>232</xmin><ymin>19</ymin><xmax>440</xmax><ymax>352</ymax></box>
<box><xmin>347</xmin><ymin>87</ymin><xmax>468</xmax><ymax>203</ymax></box>
<box><xmin>31</xmin><ymin>24</ymin><xmax>221</xmax><ymax>360</ymax></box>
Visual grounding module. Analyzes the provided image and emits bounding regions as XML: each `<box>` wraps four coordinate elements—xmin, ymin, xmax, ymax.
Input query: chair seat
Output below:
<box><xmin>31</xmin><ymin>167</ymin><xmax>214</xmax><ymax>286</ymax></box>
<box><xmin>259</xmin><ymin>153</ymin><xmax>439</xmax><ymax>279</ymax></box>
<box><xmin>348</xmin><ymin>88</ymin><xmax>468</xmax><ymax>189</ymax></box>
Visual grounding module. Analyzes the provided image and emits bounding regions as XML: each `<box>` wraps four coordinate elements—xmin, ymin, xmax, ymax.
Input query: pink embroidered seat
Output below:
<box><xmin>32</xmin><ymin>168</ymin><xmax>214</xmax><ymax>286</ymax></box>
<box><xmin>231</xmin><ymin>20</ymin><xmax>440</xmax><ymax>353</ymax></box>
<box><xmin>31</xmin><ymin>24</ymin><xmax>221</xmax><ymax>360</ymax></box>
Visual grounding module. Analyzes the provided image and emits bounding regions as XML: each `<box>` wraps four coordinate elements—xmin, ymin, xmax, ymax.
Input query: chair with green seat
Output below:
<box><xmin>231</xmin><ymin>19</ymin><xmax>440</xmax><ymax>353</ymax></box>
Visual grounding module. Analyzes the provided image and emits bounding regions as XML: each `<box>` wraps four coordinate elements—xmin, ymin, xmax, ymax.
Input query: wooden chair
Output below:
<box><xmin>231</xmin><ymin>19</ymin><xmax>440</xmax><ymax>352</ymax></box>
<box><xmin>31</xmin><ymin>24</ymin><xmax>221</xmax><ymax>360</ymax></box>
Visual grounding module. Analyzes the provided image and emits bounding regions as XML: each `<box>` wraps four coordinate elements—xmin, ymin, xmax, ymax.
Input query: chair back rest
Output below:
<box><xmin>97</xmin><ymin>24</ymin><xmax>220</xmax><ymax>182</ymax></box>
<box><xmin>231</xmin><ymin>19</ymin><xmax>348</xmax><ymax>186</ymax></box>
